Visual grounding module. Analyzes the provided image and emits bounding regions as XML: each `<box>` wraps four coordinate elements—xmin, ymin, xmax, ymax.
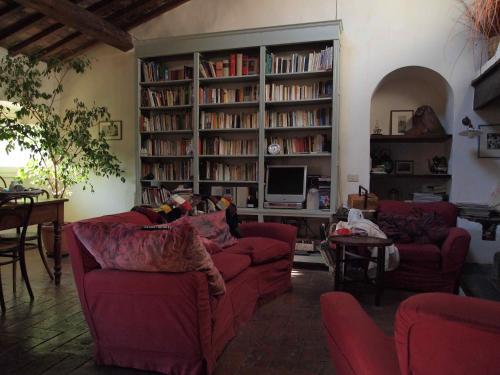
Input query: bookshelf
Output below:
<box><xmin>136</xmin><ymin>21</ymin><xmax>341</xmax><ymax>221</ymax></box>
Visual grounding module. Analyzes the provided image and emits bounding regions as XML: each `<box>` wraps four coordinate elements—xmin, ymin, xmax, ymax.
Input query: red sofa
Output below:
<box><xmin>66</xmin><ymin>211</ymin><xmax>297</xmax><ymax>375</ymax></box>
<box><xmin>321</xmin><ymin>291</ymin><xmax>500</xmax><ymax>375</ymax></box>
<box><xmin>378</xmin><ymin>200</ymin><xmax>471</xmax><ymax>293</ymax></box>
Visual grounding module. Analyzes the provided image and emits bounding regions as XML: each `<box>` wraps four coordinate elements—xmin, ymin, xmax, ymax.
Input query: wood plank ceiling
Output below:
<box><xmin>0</xmin><ymin>0</ymin><xmax>189</xmax><ymax>60</ymax></box>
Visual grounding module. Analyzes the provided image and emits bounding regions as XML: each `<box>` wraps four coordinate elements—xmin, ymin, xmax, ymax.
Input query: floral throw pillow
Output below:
<box><xmin>187</xmin><ymin>210</ymin><xmax>238</xmax><ymax>248</ymax></box>
<box><xmin>72</xmin><ymin>217</ymin><xmax>225</xmax><ymax>295</ymax></box>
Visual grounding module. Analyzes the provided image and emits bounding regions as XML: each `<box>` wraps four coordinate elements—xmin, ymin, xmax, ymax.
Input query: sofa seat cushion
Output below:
<box><xmin>396</xmin><ymin>243</ymin><xmax>441</xmax><ymax>269</ymax></box>
<box><xmin>211</xmin><ymin>252</ymin><xmax>251</xmax><ymax>281</ymax></box>
<box><xmin>224</xmin><ymin>237</ymin><xmax>291</xmax><ymax>265</ymax></box>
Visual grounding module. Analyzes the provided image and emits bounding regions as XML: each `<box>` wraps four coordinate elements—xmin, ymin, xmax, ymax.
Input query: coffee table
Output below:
<box><xmin>328</xmin><ymin>235</ymin><xmax>393</xmax><ymax>305</ymax></box>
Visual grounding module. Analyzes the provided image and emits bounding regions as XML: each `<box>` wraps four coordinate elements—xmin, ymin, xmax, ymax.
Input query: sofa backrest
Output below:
<box><xmin>378</xmin><ymin>200</ymin><xmax>458</xmax><ymax>227</ymax></box>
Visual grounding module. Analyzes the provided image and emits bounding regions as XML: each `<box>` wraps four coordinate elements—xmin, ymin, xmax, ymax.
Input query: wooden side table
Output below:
<box><xmin>328</xmin><ymin>235</ymin><xmax>393</xmax><ymax>306</ymax></box>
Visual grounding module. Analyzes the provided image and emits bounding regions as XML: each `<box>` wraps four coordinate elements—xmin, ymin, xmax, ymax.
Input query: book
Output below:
<box><xmin>236</xmin><ymin>53</ymin><xmax>243</xmax><ymax>76</ymax></box>
<box><xmin>236</xmin><ymin>187</ymin><xmax>249</xmax><ymax>208</ymax></box>
<box><xmin>242</xmin><ymin>55</ymin><xmax>248</xmax><ymax>75</ymax></box>
<box><xmin>230</xmin><ymin>54</ymin><xmax>236</xmax><ymax>76</ymax></box>
<box><xmin>223</xmin><ymin>59</ymin><xmax>230</xmax><ymax>77</ymax></box>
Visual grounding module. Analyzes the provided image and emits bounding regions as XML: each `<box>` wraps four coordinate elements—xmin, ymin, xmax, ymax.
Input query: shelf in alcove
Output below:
<box><xmin>370</xmin><ymin>173</ymin><xmax>452</xmax><ymax>179</ymax></box>
<box><xmin>370</xmin><ymin>134</ymin><xmax>452</xmax><ymax>143</ymax></box>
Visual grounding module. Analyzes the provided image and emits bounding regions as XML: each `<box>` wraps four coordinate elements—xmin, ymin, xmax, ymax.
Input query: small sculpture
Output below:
<box><xmin>428</xmin><ymin>156</ymin><xmax>448</xmax><ymax>174</ymax></box>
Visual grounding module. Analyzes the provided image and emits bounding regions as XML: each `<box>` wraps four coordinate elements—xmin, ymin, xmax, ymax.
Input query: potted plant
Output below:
<box><xmin>460</xmin><ymin>0</ymin><xmax>500</xmax><ymax>59</ymax></box>
<box><xmin>0</xmin><ymin>55</ymin><xmax>125</xmax><ymax>254</ymax></box>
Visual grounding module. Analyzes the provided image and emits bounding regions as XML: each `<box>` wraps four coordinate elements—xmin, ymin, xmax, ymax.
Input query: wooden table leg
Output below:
<box><xmin>53</xmin><ymin>220</ymin><xmax>62</xmax><ymax>285</ymax></box>
<box><xmin>375</xmin><ymin>245</ymin><xmax>385</xmax><ymax>306</ymax></box>
<box><xmin>334</xmin><ymin>245</ymin><xmax>344</xmax><ymax>291</ymax></box>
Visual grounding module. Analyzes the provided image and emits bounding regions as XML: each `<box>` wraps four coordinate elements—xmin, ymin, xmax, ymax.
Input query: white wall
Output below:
<box><xmin>47</xmin><ymin>0</ymin><xmax>500</xmax><ymax>262</ymax></box>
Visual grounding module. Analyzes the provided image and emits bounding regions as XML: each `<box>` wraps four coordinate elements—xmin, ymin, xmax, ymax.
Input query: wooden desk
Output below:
<box><xmin>0</xmin><ymin>198</ymin><xmax>67</xmax><ymax>285</ymax></box>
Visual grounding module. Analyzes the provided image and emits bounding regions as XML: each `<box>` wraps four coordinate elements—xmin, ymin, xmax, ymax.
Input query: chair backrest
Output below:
<box><xmin>378</xmin><ymin>200</ymin><xmax>458</xmax><ymax>227</ymax></box>
<box><xmin>0</xmin><ymin>195</ymin><xmax>34</xmax><ymax>246</ymax></box>
<box><xmin>395</xmin><ymin>293</ymin><xmax>500</xmax><ymax>375</ymax></box>
<box><xmin>0</xmin><ymin>176</ymin><xmax>6</xmax><ymax>188</ymax></box>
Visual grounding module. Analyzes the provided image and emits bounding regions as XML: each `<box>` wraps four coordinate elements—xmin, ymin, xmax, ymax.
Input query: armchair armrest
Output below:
<box><xmin>239</xmin><ymin>222</ymin><xmax>297</xmax><ymax>250</ymax></box>
<box><xmin>395</xmin><ymin>293</ymin><xmax>500</xmax><ymax>375</ymax></box>
<box><xmin>321</xmin><ymin>292</ymin><xmax>400</xmax><ymax>375</ymax></box>
<box><xmin>440</xmin><ymin>227</ymin><xmax>471</xmax><ymax>273</ymax></box>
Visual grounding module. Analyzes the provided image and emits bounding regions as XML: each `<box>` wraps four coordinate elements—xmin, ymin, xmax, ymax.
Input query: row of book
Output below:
<box><xmin>265</xmin><ymin>46</ymin><xmax>333</xmax><ymax>74</ymax></box>
<box><xmin>142</xmin><ymin>187</ymin><xmax>170</xmax><ymax>207</ymax></box>
<box><xmin>141</xmin><ymin>138</ymin><xmax>192</xmax><ymax>156</ymax></box>
<box><xmin>141</xmin><ymin>63</ymin><xmax>194</xmax><ymax>82</ymax></box>
<box><xmin>199</xmin><ymin>86</ymin><xmax>259</xmax><ymax>104</ymax></box>
<box><xmin>265</xmin><ymin>81</ymin><xmax>333</xmax><ymax>102</ymax></box>
<box><xmin>142</xmin><ymin>87</ymin><xmax>192</xmax><ymax>107</ymax></box>
<box><xmin>142</xmin><ymin>160</ymin><xmax>192</xmax><ymax>181</ymax></box>
<box><xmin>199</xmin><ymin>54</ymin><xmax>259</xmax><ymax>78</ymax></box>
<box><xmin>266</xmin><ymin>135</ymin><xmax>330</xmax><ymax>154</ymax></box>
<box><xmin>140</xmin><ymin>112</ymin><xmax>192</xmax><ymax>132</ymax></box>
<box><xmin>200</xmin><ymin>161</ymin><xmax>258</xmax><ymax>181</ymax></box>
<box><xmin>200</xmin><ymin>137</ymin><xmax>258</xmax><ymax>156</ymax></box>
<box><xmin>200</xmin><ymin>111</ymin><xmax>258</xmax><ymax>129</ymax></box>
<box><xmin>265</xmin><ymin>108</ymin><xmax>332</xmax><ymax>128</ymax></box>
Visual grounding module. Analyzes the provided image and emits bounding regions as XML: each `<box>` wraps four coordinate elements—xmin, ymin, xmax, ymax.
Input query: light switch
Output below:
<box><xmin>347</xmin><ymin>174</ymin><xmax>359</xmax><ymax>182</ymax></box>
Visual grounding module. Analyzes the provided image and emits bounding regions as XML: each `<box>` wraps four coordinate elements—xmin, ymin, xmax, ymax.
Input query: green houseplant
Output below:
<box><xmin>0</xmin><ymin>55</ymin><xmax>125</xmax><ymax>253</ymax></box>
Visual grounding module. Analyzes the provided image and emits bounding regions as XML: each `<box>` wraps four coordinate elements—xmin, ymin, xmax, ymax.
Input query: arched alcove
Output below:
<box><xmin>370</xmin><ymin>66</ymin><xmax>454</xmax><ymax>133</ymax></box>
<box><xmin>369</xmin><ymin>66</ymin><xmax>455</xmax><ymax>200</ymax></box>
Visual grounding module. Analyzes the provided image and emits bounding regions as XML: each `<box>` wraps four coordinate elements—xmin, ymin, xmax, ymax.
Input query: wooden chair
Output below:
<box><xmin>0</xmin><ymin>195</ymin><xmax>35</xmax><ymax>314</ymax></box>
<box><xmin>0</xmin><ymin>190</ymin><xmax>53</xmax><ymax>280</ymax></box>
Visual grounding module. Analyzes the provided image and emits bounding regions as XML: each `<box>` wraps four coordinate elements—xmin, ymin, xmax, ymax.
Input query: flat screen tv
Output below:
<box><xmin>265</xmin><ymin>165</ymin><xmax>307</xmax><ymax>203</ymax></box>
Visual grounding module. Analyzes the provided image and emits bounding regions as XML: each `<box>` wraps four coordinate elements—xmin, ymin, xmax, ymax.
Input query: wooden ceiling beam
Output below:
<box><xmin>0</xmin><ymin>2</ymin><xmax>20</xmax><ymax>17</ymax></box>
<box><xmin>120</xmin><ymin>0</ymin><xmax>190</xmax><ymax>31</ymax></box>
<box><xmin>15</xmin><ymin>0</ymin><xmax>133</xmax><ymax>51</ymax></box>
<box><xmin>0</xmin><ymin>12</ymin><xmax>44</xmax><ymax>42</ymax></box>
<box><xmin>9</xmin><ymin>0</ymin><xmax>112</xmax><ymax>55</ymax></box>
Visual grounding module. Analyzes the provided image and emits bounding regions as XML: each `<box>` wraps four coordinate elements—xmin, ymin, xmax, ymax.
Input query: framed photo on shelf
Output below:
<box><xmin>478</xmin><ymin>124</ymin><xmax>500</xmax><ymax>158</ymax></box>
<box><xmin>390</xmin><ymin>110</ymin><xmax>413</xmax><ymax>135</ymax></box>
<box><xmin>99</xmin><ymin>120</ymin><xmax>122</xmax><ymax>140</ymax></box>
<box><xmin>395</xmin><ymin>160</ymin><xmax>414</xmax><ymax>175</ymax></box>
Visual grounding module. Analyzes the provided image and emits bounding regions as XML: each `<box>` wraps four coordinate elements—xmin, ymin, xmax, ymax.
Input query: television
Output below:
<box><xmin>265</xmin><ymin>165</ymin><xmax>308</xmax><ymax>203</ymax></box>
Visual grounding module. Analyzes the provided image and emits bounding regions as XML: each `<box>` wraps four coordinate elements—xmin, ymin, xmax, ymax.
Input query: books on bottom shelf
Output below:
<box><xmin>412</xmin><ymin>193</ymin><xmax>445</xmax><ymax>202</ymax></box>
<box><xmin>211</xmin><ymin>186</ymin><xmax>249</xmax><ymax>208</ymax></box>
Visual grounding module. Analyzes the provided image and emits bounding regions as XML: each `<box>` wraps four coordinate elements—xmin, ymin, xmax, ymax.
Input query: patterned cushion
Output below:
<box><xmin>187</xmin><ymin>210</ymin><xmax>238</xmax><ymax>248</ymax></box>
<box><xmin>72</xmin><ymin>217</ymin><xmax>225</xmax><ymax>295</ymax></box>
<box><xmin>199</xmin><ymin>237</ymin><xmax>222</xmax><ymax>255</ymax></box>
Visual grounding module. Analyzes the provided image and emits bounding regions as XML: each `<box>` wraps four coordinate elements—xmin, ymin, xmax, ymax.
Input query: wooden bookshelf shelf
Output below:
<box><xmin>140</xmin><ymin>105</ymin><xmax>193</xmax><ymax>110</ymax></box>
<box><xmin>199</xmin><ymin>154</ymin><xmax>259</xmax><ymax>158</ymax></box>
<box><xmin>265</xmin><ymin>70</ymin><xmax>332</xmax><ymax>80</ymax></box>
<box><xmin>140</xmin><ymin>155</ymin><xmax>192</xmax><ymax>159</ymax></box>
<box><xmin>198</xmin><ymin>101</ymin><xmax>259</xmax><ymax>109</ymax></box>
<box><xmin>199</xmin><ymin>180</ymin><xmax>258</xmax><ymax>184</ymax></box>
<box><xmin>140</xmin><ymin>130</ymin><xmax>193</xmax><ymax>135</ymax></box>
<box><xmin>370</xmin><ymin>134</ymin><xmax>452</xmax><ymax>143</ymax></box>
<box><xmin>199</xmin><ymin>128</ymin><xmax>258</xmax><ymax>133</ymax></box>
<box><xmin>265</xmin><ymin>97</ymin><xmax>333</xmax><ymax>106</ymax></box>
<box><xmin>370</xmin><ymin>173</ymin><xmax>452</xmax><ymax>179</ymax></box>
<box><xmin>140</xmin><ymin>79</ymin><xmax>192</xmax><ymax>87</ymax></box>
<box><xmin>265</xmin><ymin>153</ymin><xmax>332</xmax><ymax>158</ymax></box>
<box><xmin>265</xmin><ymin>126</ymin><xmax>332</xmax><ymax>132</ymax></box>
<box><xmin>199</xmin><ymin>75</ymin><xmax>259</xmax><ymax>84</ymax></box>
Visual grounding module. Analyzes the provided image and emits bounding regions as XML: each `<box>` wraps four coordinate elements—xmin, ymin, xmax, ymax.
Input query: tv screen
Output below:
<box><xmin>268</xmin><ymin>167</ymin><xmax>305</xmax><ymax>195</ymax></box>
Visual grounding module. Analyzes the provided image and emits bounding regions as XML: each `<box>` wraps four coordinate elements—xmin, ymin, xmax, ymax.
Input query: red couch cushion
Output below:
<box><xmin>211</xmin><ymin>252</ymin><xmax>251</xmax><ymax>281</ymax></box>
<box><xmin>73</xmin><ymin>217</ymin><xmax>225</xmax><ymax>295</ymax></box>
<box><xmin>397</xmin><ymin>243</ymin><xmax>441</xmax><ymax>269</ymax></box>
<box><xmin>187</xmin><ymin>210</ymin><xmax>238</xmax><ymax>248</ymax></box>
<box><xmin>224</xmin><ymin>237</ymin><xmax>291</xmax><ymax>264</ymax></box>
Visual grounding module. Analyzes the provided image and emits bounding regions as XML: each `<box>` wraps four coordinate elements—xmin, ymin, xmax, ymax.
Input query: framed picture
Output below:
<box><xmin>390</xmin><ymin>110</ymin><xmax>413</xmax><ymax>135</ymax></box>
<box><xmin>478</xmin><ymin>124</ymin><xmax>500</xmax><ymax>158</ymax></box>
<box><xmin>395</xmin><ymin>160</ymin><xmax>414</xmax><ymax>175</ymax></box>
<box><xmin>99</xmin><ymin>120</ymin><xmax>122</xmax><ymax>140</ymax></box>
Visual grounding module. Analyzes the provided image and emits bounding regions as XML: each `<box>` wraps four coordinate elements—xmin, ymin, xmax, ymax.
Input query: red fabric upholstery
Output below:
<box><xmin>211</xmin><ymin>252</ymin><xmax>251</xmax><ymax>281</ymax></box>
<box><xmin>321</xmin><ymin>292</ymin><xmax>500</xmax><ymax>375</ymax></box>
<box><xmin>224</xmin><ymin>237</ymin><xmax>291</xmax><ymax>264</ymax></box>
<box><xmin>67</xmin><ymin>211</ymin><xmax>296</xmax><ymax>375</ymax></box>
<box><xmin>378</xmin><ymin>200</ymin><xmax>470</xmax><ymax>293</ymax></box>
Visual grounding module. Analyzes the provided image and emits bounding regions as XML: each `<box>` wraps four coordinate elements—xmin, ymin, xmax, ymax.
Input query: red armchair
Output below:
<box><xmin>321</xmin><ymin>292</ymin><xmax>500</xmax><ymax>375</ymax></box>
<box><xmin>378</xmin><ymin>200</ymin><xmax>471</xmax><ymax>293</ymax></box>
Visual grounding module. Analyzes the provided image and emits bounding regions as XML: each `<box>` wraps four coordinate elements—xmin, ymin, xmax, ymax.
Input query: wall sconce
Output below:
<box><xmin>459</xmin><ymin>116</ymin><xmax>482</xmax><ymax>138</ymax></box>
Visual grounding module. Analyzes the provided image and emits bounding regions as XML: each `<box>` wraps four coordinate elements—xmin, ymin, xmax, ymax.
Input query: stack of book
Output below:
<box><xmin>141</xmin><ymin>138</ymin><xmax>192</xmax><ymax>156</ymax></box>
<box><xmin>456</xmin><ymin>203</ymin><xmax>494</xmax><ymax>218</ymax></box>
<box><xmin>141</xmin><ymin>160</ymin><xmax>192</xmax><ymax>181</ymax></box>
<box><xmin>142</xmin><ymin>87</ymin><xmax>192</xmax><ymax>107</ymax></box>
<box><xmin>199</xmin><ymin>85</ymin><xmax>259</xmax><ymax>104</ymax></box>
<box><xmin>200</xmin><ymin>137</ymin><xmax>258</xmax><ymax>156</ymax></box>
<box><xmin>199</xmin><ymin>54</ymin><xmax>259</xmax><ymax>78</ymax></box>
<box><xmin>412</xmin><ymin>193</ymin><xmax>444</xmax><ymax>202</ymax></box>
<box><xmin>265</xmin><ymin>46</ymin><xmax>333</xmax><ymax>74</ymax></box>
<box><xmin>265</xmin><ymin>108</ymin><xmax>331</xmax><ymax>128</ymax></box>
<box><xmin>140</xmin><ymin>112</ymin><xmax>192</xmax><ymax>132</ymax></box>
<box><xmin>266</xmin><ymin>135</ymin><xmax>329</xmax><ymax>154</ymax></box>
<box><xmin>200</xmin><ymin>161</ymin><xmax>257</xmax><ymax>181</ymax></box>
<box><xmin>265</xmin><ymin>81</ymin><xmax>333</xmax><ymax>101</ymax></box>
<box><xmin>200</xmin><ymin>111</ymin><xmax>258</xmax><ymax>129</ymax></box>
<box><xmin>142</xmin><ymin>63</ymin><xmax>193</xmax><ymax>82</ymax></box>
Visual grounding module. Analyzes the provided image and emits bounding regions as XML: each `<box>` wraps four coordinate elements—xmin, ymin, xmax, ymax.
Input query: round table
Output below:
<box><xmin>328</xmin><ymin>235</ymin><xmax>393</xmax><ymax>306</ymax></box>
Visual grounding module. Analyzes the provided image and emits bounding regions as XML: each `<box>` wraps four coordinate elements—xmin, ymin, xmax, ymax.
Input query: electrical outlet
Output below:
<box><xmin>347</xmin><ymin>174</ymin><xmax>359</xmax><ymax>182</ymax></box>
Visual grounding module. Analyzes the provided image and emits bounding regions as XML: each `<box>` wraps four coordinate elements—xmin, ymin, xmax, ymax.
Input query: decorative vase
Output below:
<box><xmin>41</xmin><ymin>222</ymin><xmax>70</xmax><ymax>257</ymax></box>
<box><xmin>487</xmin><ymin>35</ymin><xmax>500</xmax><ymax>60</ymax></box>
